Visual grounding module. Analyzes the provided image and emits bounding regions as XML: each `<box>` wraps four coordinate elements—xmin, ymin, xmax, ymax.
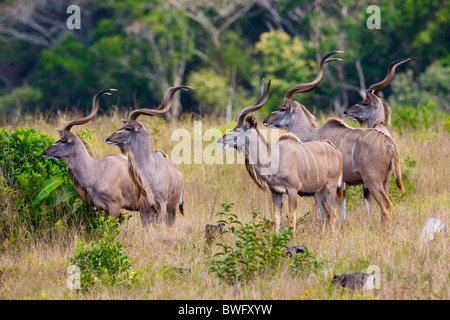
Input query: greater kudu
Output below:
<box><xmin>105</xmin><ymin>86</ymin><xmax>191</xmax><ymax>227</ymax></box>
<box><xmin>42</xmin><ymin>89</ymin><xmax>139</xmax><ymax>219</ymax></box>
<box><xmin>344</xmin><ymin>58</ymin><xmax>415</xmax><ymax>135</ymax></box>
<box><xmin>263</xmin><ymin>53</ymin><xmax>404</xmax><ymax>231</ymax></box>
<box><xmin>218</xmin><ymin>79</ymin><xmax>344</xmax><ymax>233</ymax></box>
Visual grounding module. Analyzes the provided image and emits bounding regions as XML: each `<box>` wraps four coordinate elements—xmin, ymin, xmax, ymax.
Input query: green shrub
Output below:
<box><xmin>207</xmin><ymin>202</ymin><xmax>325</xmax><ymax>285</ymax></box>
<box><xmin>67</xmin><ymin>216</ymin><xmax>140</xmax><ymax>290</ymax></box>
<box><xmin>0</xmin><ymin>127</ymin><xmax>100</xmax><ymax>243</ymax></box>
<box><xmin>391</xmin><ymin>101</ymin><xmax>449</xmax><ymax>134</ymax></box>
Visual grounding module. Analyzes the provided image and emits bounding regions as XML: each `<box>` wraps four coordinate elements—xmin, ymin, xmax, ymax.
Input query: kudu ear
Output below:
<box><xmin>288</xmin><ymin>102</ymin><xmax>294</xmax><ymax>113</ymax></box>
<box><xmin>245</xmin><ymin>115</ymin><xmax>257</xmax><ymax>128</ymax></box>
<box><xmin>121</xmin><ymin>119</ymin><xmax>128</xmax><ymax>126</ymax></box>
<box><xmin>56</xmin><ymin>128</ymin><xmax>64</xmax><ymax>138</ymax></box>
<box><xmin>366</xmin><ymin>92</ymin><xmax>380</xmax><ymax>105</ymax></box>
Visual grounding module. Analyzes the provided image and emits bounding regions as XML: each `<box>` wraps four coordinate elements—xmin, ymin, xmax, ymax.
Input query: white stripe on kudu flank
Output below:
<box><xmin>304</xmin><ymin>144</ymin><xmax>320</xmax><ymax>185</ymax></box>
<box><xmin>351</xmin><ymin>131</ymin><xmax>364</xmax><ymax>170</ymax></box>
<box><xmin>321</xmin><ymin>143</ymin><xmax>329</xmax><ymax>170</ymax></box>
<box><xmin>332</xmin><ymin>128</ymin><xmax>347</xmax><ymax>146</ymax></box>
<box><xmin>366</xmin><ymin>131</ymin><xmax>379</xmax><ymax>157</ymax></box>
<box><xmin>313</xmin><ymin>143</ymin><xmax>325</xmax><ymax>177</ymax></box>
<box><xmin>358</xmin><ymin>131</ymin><xmax>374</xmax><ymax>164</ymax></box>
<box><xmin>299</xmin><ymin>145</ymin><xmax>311</xmax><ymax>179</ymax></box>
<box><xmin>338</xmin><ymin>130</ymin><xmax>354</xmax><ymax>150</ymax></box>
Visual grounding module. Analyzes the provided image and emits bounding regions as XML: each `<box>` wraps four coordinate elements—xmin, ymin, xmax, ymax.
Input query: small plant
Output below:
<box><xmin>291</xmin><ymin>246</ymin><xmax>327</xmax><ymax>275</ymax></box>
<box><xmin>207</xmin><ymin>202</ymin><xmax>325</xmax><ymax>285</ymax></box>
<box><xmin>67</xmin><ymin>216</ymin><xmax>140</xmax><ymax>290</ymax></box>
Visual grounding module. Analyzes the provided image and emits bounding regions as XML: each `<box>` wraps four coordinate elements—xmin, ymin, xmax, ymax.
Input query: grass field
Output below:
<box><xmin>0</xmin><ymin>111</ymin><xmax>448</xmax><ymax>300</ymax></box>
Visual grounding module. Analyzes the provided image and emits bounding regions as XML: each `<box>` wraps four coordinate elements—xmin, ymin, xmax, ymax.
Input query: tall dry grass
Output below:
<box><xmin>0</xmin><ymin>111</ymin><xmax>448</xmax><ymax>300</ymax></box>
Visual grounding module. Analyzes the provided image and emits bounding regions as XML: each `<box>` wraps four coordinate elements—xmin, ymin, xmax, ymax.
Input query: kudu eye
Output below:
<box><xmin>125</xmin><ymin>127</ymin><xmax>131</xmax><ymax>131</ymax></box>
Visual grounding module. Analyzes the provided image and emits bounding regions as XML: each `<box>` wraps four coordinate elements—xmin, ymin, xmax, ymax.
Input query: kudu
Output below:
<box><xmin>105</xmin><ymin>86</ymin><xmax>191</xmax><ymax>227</ymax></box>
<box><xmin>218</xmin><ymin>79</ymin><xmax>344</xmax><ymax>233</ymax></box>
<box><xmin>344</xmin><ymin>58</ymin><xmax>415</xmax><ymax>135</ymax></box>
<box><xmin>263</xmin><ymin>52</ymin><xmax>404</xmax><ymax>231</ymax></box>
<box><xmin>42</xmin><ymin>89</ymin><xmax>139</xmax><ymax>219</ymax></box>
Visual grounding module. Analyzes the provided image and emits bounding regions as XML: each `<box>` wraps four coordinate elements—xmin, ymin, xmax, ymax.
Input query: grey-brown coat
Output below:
<box><xmin>218</xmin><ymin>80</ymin><xmax>344</xmax><ymax>233</ymax></box>
<box><xmin>106</xmin><ymin>86</ymin><xmax>191</xmax><ymax>227</ymax></box>
<box><xmin>263</xmin><ymin>53</ymin><xmax>404</xmax><ymax>231</ymax></box>
<box><xmin>42</xmin><ymin>89</ymin><xmax>139</xmax><ymax>219</ymax></box>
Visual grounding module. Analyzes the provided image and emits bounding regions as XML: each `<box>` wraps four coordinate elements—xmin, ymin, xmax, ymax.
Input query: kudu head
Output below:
<box><xmin>263</xmin><ymin>51</ymin><xmax>343</xmax><ymax>129</ymax></box>
<box><xmin>42</xmin><ymin>89</ymin><xmax>116</xmax><ymax>160</ymax></box>
<box><xmin>344</xmin><ymin>58</ymin><xmax>414</xmax><ymax>125</ymax></box>
<box><xmin>218</xmin><ymin>78</ymin><xmax>271</xmax><ymax>151</ymax></box>
<box><xmin>105</xmin><ymin>86</ymin><xmax>192</xmax><ymax>153</ymax></box>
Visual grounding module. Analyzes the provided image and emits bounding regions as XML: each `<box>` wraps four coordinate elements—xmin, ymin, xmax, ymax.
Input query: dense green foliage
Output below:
<box><xmin>0</xmin><ymin>127</ymin><xmax>100</xmax><ymax>246</ymax></box>
<box><xmin>67</xmin><ymin>216</ymin><xmax>140</xmax><ymax>290</ymax></box>
<box><xmin>0</xmin><ymin>0</ymin><xmax>448</xmax><ymax>122</ymax></box>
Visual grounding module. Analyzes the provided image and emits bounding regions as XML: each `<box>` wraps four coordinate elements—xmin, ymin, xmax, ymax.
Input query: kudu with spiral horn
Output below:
<box><xmin>344</xmin><ymin>58</ymin><xmax>415</xmax><ymax>136</ymax></box>
<box><xmin>106</xmin><ymin>86</ymin><xmax>192</xmax><ymax>227</ymax></box>
<box><xmin>218</xmin><ymin>79</ymin><xmax>344</xmax><ymax>233</ymax></box>
<box><xmin>42</xmin><ymin>89</ymin><xmax>139</xmax><ymax>219</ymax></box>
<box><xmin>263</xmin><ymin>52</ymin><xmax>404</xmax><ymax>231</ymax></box>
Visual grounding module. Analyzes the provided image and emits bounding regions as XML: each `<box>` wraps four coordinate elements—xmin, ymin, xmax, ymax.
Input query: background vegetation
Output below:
<box><xmin>0</xmin><ymin>0</ymin><xmax>449</xmax><ymax>122</ymax></box>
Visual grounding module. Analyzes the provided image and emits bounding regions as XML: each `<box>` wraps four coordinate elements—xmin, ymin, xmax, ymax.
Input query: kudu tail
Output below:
<box><xmin>392</xmin><ymin>150</ymin><xmax>404</xmax><ymax>192</ymax></box>
<box><xmin>336</xmin><ymin>174</ymin><xmax>344</xmax><ymax>200</ymax></box>
<box><xmin>179</xmin><ymin>187</ymin><xmax>185</xmax><ymax>216</ymax></box>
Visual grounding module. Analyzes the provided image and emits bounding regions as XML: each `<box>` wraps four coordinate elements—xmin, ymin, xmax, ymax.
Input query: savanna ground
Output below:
<box><xmin>0</xmin><ymin>110</ymin><xmax>448</xmax><ymax>300</ymax></box>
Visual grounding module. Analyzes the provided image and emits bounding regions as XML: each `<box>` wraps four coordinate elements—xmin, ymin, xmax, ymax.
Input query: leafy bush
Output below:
<box><xmin>391</xmin><ymin>101</ymin><xmax>450</xmax><ymax>134</ymax></box>
<box><xmin>67</xmin><ymin>216</ymin><xmax>140</xmax><ymax>290</ymax></box>
<box><xmin>207</xmin><ymin>202</ymin><xmax>325</xmax><ymax>285</ymax></box>
<box><xmin>0</xmin><ymin>127</ymin><xmax>99</xmax><ymax>243</ymax></box>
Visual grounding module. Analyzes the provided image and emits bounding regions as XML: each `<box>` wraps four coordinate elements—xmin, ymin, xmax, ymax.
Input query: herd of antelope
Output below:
<box><xmin>42</xmin><ymin>52</ymin><xmax>413</xmax><ymax>234</ymax></box>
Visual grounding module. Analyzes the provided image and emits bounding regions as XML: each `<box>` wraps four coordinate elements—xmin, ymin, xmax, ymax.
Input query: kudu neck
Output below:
<box><xmin>127</xmin><ymin>125</ymin><xmax>157</xmax><ymax>167</ymax></box>
<box><xmin>240</xmin><ymin>128</ymin><xmax>272</xmax><ymax>169</ymax></box>
<box><xmin>289</xmin><ymin>107</ymin><xmax>318</xmax><ymax>142</ymax></box>
<box><xmin>66</xmin><ymin>136</ymin><xmax>96</xmax><ymax>174</ymax></box>
<box><xmin>368</xmin><ymin>103</ymin><xmax>387</xmax><ymax>127</ymax></box>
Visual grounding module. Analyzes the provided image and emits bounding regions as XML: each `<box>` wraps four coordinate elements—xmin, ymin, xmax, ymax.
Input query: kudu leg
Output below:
<box><xmin>365</xmin><ymin>183</ymin><xmax>393</xmax><ymax>231</ymax></box>
<box><xmin>167</xmin><ymin>206</ymin><xmax>176</xmax><ymax>228</ymax></box>
<box><xmin>139</xmin><ymin>205</ymin><xmax>158</xmax><ymax>227</ymax></box>
<box><xmin>363</xmin><ymin>185</ymin><xmax>373</xmax><ymax>218</ymax></box>
<box><xmin>159</xmin><ymin>203</ymin><xmax>168</xmax><ymax>226</ymax></box>
<box><xmin>326</xmin><ymin>184</ymin><xmax>338</xmax><ymax>233</ymax></box>
<box><xmin>314</xmin><ymin>202</ymin><xmax>322</xmax><ymax>220</ymax></box>
<box><xmin>314</xmin><ymin>192</ymin><xmax>329</xmax><ymax>233</ymax></box>
<box><xmin>337</xmin><ymin>183</ymin><xmax>346</xmax><ymax>221</ymax></box>
<box><xmin>271</xmin><ymin>193</ymin><xmax>283</xmax><ymax>234</ymax></box>
<box><xmin>287</xmin><ymin>190</ymin><xmax>297</xmax><ymax>233</ymax></box>
<box><xmin>106</xmin><ymin>204</ymin><xmax>121</xmax><ymax>221</ymax></box>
